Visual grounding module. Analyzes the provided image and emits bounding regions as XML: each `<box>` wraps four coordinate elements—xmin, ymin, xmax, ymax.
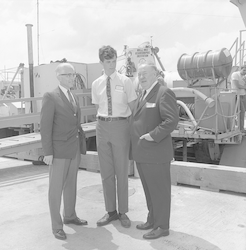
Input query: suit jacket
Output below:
<box><xmin>40</xmin><ymin>87</ymin><xmax>86</xmax><ymax>159</ymax></box>
<box><xmin>129</xmin><ymin>83</ymin><xmax>179</xmax><ymax>163</ymax></box>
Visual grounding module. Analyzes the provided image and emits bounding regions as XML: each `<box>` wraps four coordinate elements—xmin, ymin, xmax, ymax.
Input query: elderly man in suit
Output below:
<box><xmin>130</xmin><ymin>62</ymin><xmax>179</xmax><ymax>240</ymax></box>
<box><xmin>40</xmin><ymin>63</ymin><xmax>87</xmax><ymax>240</ymax></box>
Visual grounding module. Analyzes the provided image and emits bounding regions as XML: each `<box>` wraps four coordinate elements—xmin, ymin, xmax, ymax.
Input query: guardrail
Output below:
<box><xmin>0</xmin><ymin>90</ymin><xmax>97</xmax><ymax>131</ymax></box>
<box><xmin>0</xmin><ymin>90</ymin><xmax>97</xmax><ymax>157</ymax></box>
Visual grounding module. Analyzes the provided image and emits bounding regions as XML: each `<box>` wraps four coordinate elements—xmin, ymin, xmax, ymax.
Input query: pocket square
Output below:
<box><xmin>146</xmin><ymin>102</ymin><xmax>156</xmax><ymax>108</ymax></box>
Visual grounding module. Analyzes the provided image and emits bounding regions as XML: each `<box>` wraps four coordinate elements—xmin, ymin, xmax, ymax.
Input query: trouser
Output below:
<box><xmin>48</xmin><ymin>149</ymin><xmax>81</xmax><ymax>231</ymax></box>
<box><xmin>239</xmin><ymin>95</ymin><xmax>246</xmax><ymax>130</ymax></box>
<box><xmin>96</xmin><ymin>119</ymin><xmax>130</xmax><ymax>214</ymax></box>
<box><xmin>136</xmin><ymin>162</ymin><xmax>171</xmax><ymax>230</ymax></box>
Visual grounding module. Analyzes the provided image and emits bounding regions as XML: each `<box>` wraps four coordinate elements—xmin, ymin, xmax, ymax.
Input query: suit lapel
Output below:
<box><xmin>145</xmin><ymin>84</ymin><xmax>159</xmax><ymax>102</ymax></box>
<box><xmin>57</xmin><ymin>87</ymin><xmax>76</xmax><ymax>113</ymax></box>
<box><xmin>133</xmin><ymin>83</ymin><xmax>160</xmax><ymax>116</ymax></box>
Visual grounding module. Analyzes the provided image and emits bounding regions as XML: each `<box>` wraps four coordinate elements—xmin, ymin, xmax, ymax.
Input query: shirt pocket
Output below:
<box><xmin>114</xmin><ymin>90</ymin><xmax>127</xmax><ymax>104</ymax></box>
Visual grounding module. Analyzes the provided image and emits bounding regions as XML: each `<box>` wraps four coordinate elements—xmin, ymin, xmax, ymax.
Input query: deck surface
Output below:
<box><xmin>0</xmin><ymin>157</ymin><xmax>245</xmax><ymax>250</ymax></box>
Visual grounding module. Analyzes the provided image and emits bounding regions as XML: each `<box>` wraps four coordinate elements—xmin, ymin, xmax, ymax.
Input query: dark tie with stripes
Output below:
<box><xmin>106</xmin><ymin>76</ymin><xmax>112</xmax><ymax>116</ymax></box>
<box><xmin>67</xmin><ymin>90</ymin><xmax>77</xmax><ymax>113</ymax></box>
<box><xmin>140</xmin><ymin>90</ymin><xmax>147</xmax><ymax>101</ymax></box>
<box><xmin>138</xmin><ymin>90</ymin><xmax>146</xmax><ymax>108</ymax></box>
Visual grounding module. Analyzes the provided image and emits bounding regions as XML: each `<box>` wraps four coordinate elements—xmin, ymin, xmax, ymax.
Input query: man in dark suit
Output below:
<box><xmin>130</xmin><ymin>62</ymin><xmax>179</xmax><ymax>240</ymax></box>
<box><xmin>40</xmin><ymin>63</ymin><xmax>87</xmax><ymax>240</ymax></box>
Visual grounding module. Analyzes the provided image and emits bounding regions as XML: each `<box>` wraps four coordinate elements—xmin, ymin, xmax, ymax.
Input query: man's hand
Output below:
<box><xmin>43</xmin><ymin>155</ymin><xmax>53</xmax><ymax>165</ymax></box>
<box><xmin>140</xmin><ymin>133</ymin><xmax>154</xmax><ymax>141</ymax></box>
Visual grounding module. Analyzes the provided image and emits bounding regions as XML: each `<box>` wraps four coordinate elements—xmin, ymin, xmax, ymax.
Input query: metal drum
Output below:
<box><xmin>177</xmin><ymin>48</ymin><xmax>232</xmax><ymax>80</ymax></box>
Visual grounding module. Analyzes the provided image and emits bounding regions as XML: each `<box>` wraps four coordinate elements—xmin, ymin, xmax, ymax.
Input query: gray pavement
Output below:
<box><xmin>0</xmin><ymin>160</ymin><xmax>246</xmax><ymax>250</ymax></box>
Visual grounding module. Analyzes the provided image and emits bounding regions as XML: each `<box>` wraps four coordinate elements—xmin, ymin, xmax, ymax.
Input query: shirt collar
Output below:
<box><xmin>59</xmin><ymin>84</ymin><xmax>69</xmax><ymax>95</ymax></box>
<box><xmin>104</xmin><ymin>70</ymin><xmax>116</xmax><ymax>80</ymax></box>
<box><xmin>145</xmin><ymin>81</ymin><xmax>158</xmax><ymax>96</ymax></box>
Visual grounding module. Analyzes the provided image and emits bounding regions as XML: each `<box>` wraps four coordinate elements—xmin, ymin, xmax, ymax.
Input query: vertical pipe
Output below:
<box><xmin>25</xmin><ymin>24</ymin><xmax>35</xmax><ymax>99</ymax></box>
<box><xmin>37</xmin><ymin>0</ymin><xmax>40</xmax><ymax>65</ymax></box>
<box><xmin>26</xmin><ymin>24</ymin><xmax>38</xmax><ymax>132</ymax></box>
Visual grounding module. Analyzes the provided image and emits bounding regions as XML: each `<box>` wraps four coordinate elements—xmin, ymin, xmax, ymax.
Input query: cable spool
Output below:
<box><xmin>177</xmin><ymin>48</ymin><xmax>232</xmax><ymax>80</ymax></box>
<box><xmin>179</xmin><ymin>103</ymin><xmax>195</xmax><ymax>117</ymax></box>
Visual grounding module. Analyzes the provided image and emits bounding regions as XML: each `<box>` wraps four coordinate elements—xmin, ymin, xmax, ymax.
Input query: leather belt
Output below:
<box><xmin>97</xmin><ymin>116</ymin><xmax>127</xmax><ymax>122</ymax></box>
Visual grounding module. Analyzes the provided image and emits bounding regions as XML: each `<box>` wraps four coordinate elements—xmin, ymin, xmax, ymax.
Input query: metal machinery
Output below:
<box><xmin>174</xmin><ymin>48</ymin><xmax>242</xmax><ymax>164</ymax></box>
<box><xmin>171</xmin><ymin>0</ymin><xmax>246</xmax><ymax>164</ymax></box>
<box><xmin>117</xmin><ymin>43</ymin><xmax>167</xmax><ymax>97</ymax></box>
<box><xmin>117</xmin><ymin>43</ymin><xmax>158</xmax><ymax>77</ymax></box>
<box><xmin>117</xmin><ymin>42</ymin><xmax>246</xmax><ymax>164</ymax></box>
<box><xmin>113</xmin><ymin>1</ymin><xmax>246</xmax><ymax>165</ymax></box>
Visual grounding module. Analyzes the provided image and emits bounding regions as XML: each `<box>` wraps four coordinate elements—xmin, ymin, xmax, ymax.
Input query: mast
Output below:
<box><xmin>37</xmin><ymin>0</ymin><xmax>40</xmax><ymax>65</ymax></box>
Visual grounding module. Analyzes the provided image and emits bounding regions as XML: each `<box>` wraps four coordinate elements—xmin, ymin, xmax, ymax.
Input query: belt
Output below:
<box><xmin>97</xmin><ymin>116</ymin><xmax>128</xmax><ymax>122</ymax></box>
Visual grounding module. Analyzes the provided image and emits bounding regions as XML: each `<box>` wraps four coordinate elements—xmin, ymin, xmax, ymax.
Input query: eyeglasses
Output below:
<box><xmin>59</xmin><ymin>73</ymin><xmax>76</xmax><ymax>77</ymax></box>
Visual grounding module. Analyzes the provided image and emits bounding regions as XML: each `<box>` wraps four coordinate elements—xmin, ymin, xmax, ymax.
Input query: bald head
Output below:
<box><xmin>56</xmin><ymin>63</ymin><xmax>75</xmax><ymax>76</ymax></box>
<box><xmin>138</xmin><ymin>62</ymin><xmax>158</xmax><ymax>72</ymax></box>
<box><xmin>56</xmin><ymin>63</ymin><xmax>76</xmax><ymax>89</ymax></box>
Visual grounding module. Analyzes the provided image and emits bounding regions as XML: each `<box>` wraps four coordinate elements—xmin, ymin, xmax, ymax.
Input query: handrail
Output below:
<box><xmin>229</xmin><ymin>37</ymin><xmax>239</xmax><ymax>66</ymax></box>
<box><xmin>229</xmin><ymin>31</ymin><xmax>246</xmax><ymax>68</ymax></box>
<box><xmin>0</xmin><ymin>97</ymin><xmax>43</xmax><ymax>104</ymax></box>
<box><xmin>0</xmin><ymin>91</ymin><xmax>96</xmax><ymax>131</ymax></box>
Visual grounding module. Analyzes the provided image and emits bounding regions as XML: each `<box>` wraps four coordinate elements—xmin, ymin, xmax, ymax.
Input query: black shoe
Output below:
<box><xmin>118</xmin><ymin>213</ymin><xmax>131</xmax><ymax>228</ymax></box>
<box><xmin>64</xmin><ymin>217</ymin><xmax>88</xmax><ymax>226</ymax></box>
<box><xmin>136</xmin><ymin>221</ymin><xmax>154</xmax><ymax>230</ymax></box>
<box><xmin>143</xmin><ymin>227</ymin><xmax>169</xmax><ymax>240</ymax></box>
<box><xmin>97</xmin><ymin>213</ymin><xmax>118</xmax><ymax>226</ymax></box>
<box><xmin>53</xmin><ymin>229</ymin><xmax>67</xmax><ymax>240</ymax></box>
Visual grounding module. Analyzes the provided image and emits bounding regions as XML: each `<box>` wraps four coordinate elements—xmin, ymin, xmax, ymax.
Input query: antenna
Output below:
<box><xmin>37</xmin><ymin>0</ymin><xmax>40</xmax><ymax>65</ymax></box>
<box><xmin>150</xmin><ymin>36</ymin><xmax>153</xmax><ymax>47</ymax></box>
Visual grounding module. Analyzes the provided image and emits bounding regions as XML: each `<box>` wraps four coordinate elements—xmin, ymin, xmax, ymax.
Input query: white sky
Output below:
<box><xmin>0</xmin><ymin>0</ymin><xmax>245</xmax><ymax>73</ymax></box>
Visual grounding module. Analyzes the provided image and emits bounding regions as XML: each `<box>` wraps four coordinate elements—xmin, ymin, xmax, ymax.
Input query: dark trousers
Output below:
<box><xmin>136</xmin><ymin>162</ymin><xmax>171</xmax><ymax>230</ymax></box>
<box><xmin>239</xmin><ymin>95</ymin><xmax>246</xmax><ymax>130</ymax></box>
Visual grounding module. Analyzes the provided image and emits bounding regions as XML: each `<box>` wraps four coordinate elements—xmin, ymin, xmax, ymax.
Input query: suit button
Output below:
<box><xmin>76</xmin><ymin>135</ymin><xmax>78</xmax><ymax>138</ymax></box>
<box><xmin>74</xmin><ymin>114</ymin><xmax>76</xmax><ymax>116</ymax></box>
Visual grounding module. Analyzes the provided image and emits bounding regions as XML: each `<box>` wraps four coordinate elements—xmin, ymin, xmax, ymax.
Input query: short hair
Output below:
<box><xmin>99</xmin><ymin>45</ymin><xmax>117</xmax><ymax>62</ymax></box>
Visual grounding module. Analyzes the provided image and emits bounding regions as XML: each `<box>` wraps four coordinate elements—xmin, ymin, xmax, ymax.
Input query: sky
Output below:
<box><xmin>0</xmin><ymin>0</ymin><xmax>245</xmax><ymax>77</ymax></box>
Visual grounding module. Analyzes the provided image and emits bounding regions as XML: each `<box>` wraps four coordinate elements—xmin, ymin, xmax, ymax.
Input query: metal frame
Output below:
<box><xmin>174</xmin><ymin>66</ymin><xmax>242</xmax><ymax>145</ymax></box>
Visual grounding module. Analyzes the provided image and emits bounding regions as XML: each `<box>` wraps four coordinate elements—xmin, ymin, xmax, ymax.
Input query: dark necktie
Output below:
<box><xmin>137</xmin><ymin>90</ymin><xmax>146</xmax><ymax>108</ymax></box>
<box><xmin>106</xmin><ymin>76</ymin><xmax>112</xmax><ymax>116</ymax></box>
<box><xmin>67</xmin><ymin>90</ymin><xmax>77</xmax><ymax>113</ymax></box>
<box><xmin>140</xmin><ymin>90</ymin><xmax>147</xmax><ymax>101</ymax></box>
